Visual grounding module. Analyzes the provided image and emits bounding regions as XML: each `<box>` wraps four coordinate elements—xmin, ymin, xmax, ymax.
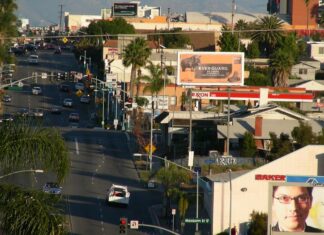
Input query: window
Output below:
<box><xmin>319</xmin><ymin>47</ymin><xmax>324</xmax><ymax>54</ymax></box>
<box><xmin>299</xmin><ymin>68</ymin><xmax>307</xmax><ymax>75</ymax></box>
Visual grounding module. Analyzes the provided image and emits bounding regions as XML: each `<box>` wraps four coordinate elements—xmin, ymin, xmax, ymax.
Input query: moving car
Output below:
<box><xmin>63</xmin><ymin>98</ymin><xmax>73</xmax><ymax>107</ymax></box>
<box><xmin>2</xmin><ymin>94</ymin><xmax>12</xmax><ymax>102</ymax></box>
<box><xmin>59</xmin><ymin>84</ymin><xmax>70</xmax><ymax>92</ymax></box>
<box><xmin>50</xmin><ymin>105</ymin><xmax>62</xmax><ymax>114</ymax></box>
<box><xmin>75</xmin><ymin>82</ymin><xmax>84</xmax><ymax>91</ymax></box>
<box><xmin>42</xmin><ymin>182</ymin><xmax>62</xmax><ymax>195</ymax></box>
<box><xmin>28</xmin><ymin>54</ymin><xmax>39</xmax><ymax>64</ymax></box>
<box><xmin>16</xmin><ymin>108</ymin><xmax>29</xmax><ymax>117</ymax></box>
<box><xmin>107</xmin><ymin>184</ymin><xmax>130</xmax><ymax>206</ymax></box>
<box><xmin>32</xmin><ymin>86</ymin><xmax>42</xmax><ymax>95</ymax></box>
<box><xmin>54</xmin><ymin>48</ymin><xmax>61</xmax><ymax>54</ymax></box>
<box><xmin>31</xmin><ymin>108</ymin><xmax>44</xmax><ymax>118</ymax></box>
<box><xmin>0</xmin><ymin>113</ymin><xmax>14</xmax><ymax>123</ymax></box>
<box><xmin>80</xmin><ymin>95</ymin><xmax>90</xmax><ymax>104</ymax></box>
<box><xmin>69</xmin><ymin>112</ymin><xmax>80</xmax><ymax>122</ymax></box>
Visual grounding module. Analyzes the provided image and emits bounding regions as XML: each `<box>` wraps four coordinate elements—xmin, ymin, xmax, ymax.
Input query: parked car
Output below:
<box><xmin>63</xmin><ymin>98</ymin><xmax>73</xmax><ymax>107</ymax></box>
<box><xmin>16</xmin><ymin>108</ymin><xmax>29</xmax><ymax>117</ymax></box>
<box><xmin>80</xmin><ymin>95</ymin><xmax>90</xmax><ymax>104</ymax></box>
<box><xmin>69</xmin><ymin>112</ymin><xmax>80</xmax><ymax>122</ymax></box>
<box><xmin>42</xmin><ymin>182</ymin><xmax>62</xmax><ymax>195</ymax></box>
<box><xmin>0</xmin><ymin>113</ymin><xmax>14</xmax><ymax>123</ymax></box>
<box><xmin>31</xmin><ymin>108</ymin><xmax>44</xmax><ymax>118</ymax></box>
<box><xmin>2</xmin><ymin>94</ymin><xmax>12</xmax><ymax>102</ymax></box>
<box><xmin>107</xmin><ymin>184</ymin><xmax>130</xmax><ymax>206</ymax></box>
<box><xmin>32</xmin><ymin>86</ymin><xmax>42</xmax><ymax>95</ymax></box>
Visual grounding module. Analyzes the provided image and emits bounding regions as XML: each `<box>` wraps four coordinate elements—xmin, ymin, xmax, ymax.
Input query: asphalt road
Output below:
<box><xmin>1</xmin><ymin>49</ymin><xmax>162</xmax><ymax>235</ymax></box>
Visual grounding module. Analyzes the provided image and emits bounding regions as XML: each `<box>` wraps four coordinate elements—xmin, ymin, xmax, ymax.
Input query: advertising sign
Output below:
<box><xmin>177</xmin><ymin>52</ymin><xmax>244</xmax><ymax>86</ymax></box>
<box><xmin>268</xmin><ymin>182</ymin><xmax>324</xmax><ymax>235</ymax></box>
<box><xmin>113</xmin><ymin>3</ymin><xmax>138</xmax><ymax>17</ymax></box>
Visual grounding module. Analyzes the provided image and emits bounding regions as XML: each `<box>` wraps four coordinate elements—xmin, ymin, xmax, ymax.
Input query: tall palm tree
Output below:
<box><xmin>269</xmin><ymin>48</ymin><xmax>294</xmax><ymax>87</ymax></box>
<box><xmin>0</xmin><ymin>121</ymin><xmax>69</xmax><ymax>234</ymax></box>
<box><xmin>251</xmin><ymin>15</ymin><xmax>284</xmax><ymax>56</ymax></box>
<box><xmin>122</xmin><ymin>37</ymin><xmax>151</xmax><ymax>98</ymax></box>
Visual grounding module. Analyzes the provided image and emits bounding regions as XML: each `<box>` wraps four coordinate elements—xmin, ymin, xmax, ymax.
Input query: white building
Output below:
<box><xmin>64</xmin><ymin>12</ymin><xmax>101</xmax><ymax>33</ymax></box>
<box><xmin>206</xmin><ymin>145</ymin><xmax>324</xmax><ymax>234</ymax></box>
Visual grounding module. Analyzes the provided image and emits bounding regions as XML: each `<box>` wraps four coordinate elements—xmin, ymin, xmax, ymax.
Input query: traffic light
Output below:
<box><xmin>119</xmin><ymin>217</ymin><xmax>128</xmax><ymax>234</ymax></box>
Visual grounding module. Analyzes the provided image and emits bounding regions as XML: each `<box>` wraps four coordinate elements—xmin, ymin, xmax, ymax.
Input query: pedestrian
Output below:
<box><xmin>231</xmin><ymin>225</ymin><xmax>237</xmax><ymax>235</ymax></box>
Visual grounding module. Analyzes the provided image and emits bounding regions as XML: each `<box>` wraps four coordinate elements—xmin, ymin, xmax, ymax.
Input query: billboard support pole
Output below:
<box><xmin>226</xmin><ymin>87</ymin><xmax>230</xmax><ymax>156</ymax></box>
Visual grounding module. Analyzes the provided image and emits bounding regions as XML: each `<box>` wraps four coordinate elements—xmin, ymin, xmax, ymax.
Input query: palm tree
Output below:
<box><xmin>0</xmin><ymin>184</ymin><xmax>66</xmax><ymax>235</ymax></box>
<box><xmin>0</xmin><ymin>121</ymin><xmax>69</xmax><ymax>234</ymax></box>
<box><xmin>251</xmin><ymin>15</ymin><xmax>284</xmax><ymax>56</ymax></box>
<box><xmin>140</xmin><ymin>61</ymin><xmax>170</xmax><ymax>97</ymax></box>
<box><xmin>122</xmin><ymin>37</ymin><xmax>151</xmax><ymax>98</ymax></box>
<box><xmin>269</xmin><ymin>48</ymin><xmax>294</xmax><ymax>87</ymax></box>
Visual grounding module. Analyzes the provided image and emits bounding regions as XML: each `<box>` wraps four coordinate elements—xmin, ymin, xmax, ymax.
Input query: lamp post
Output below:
<box><xmin>228</xmin><ymin>169</ymin><xmax>232</xmax><ymax>235</ymax></box>
<box><xmin>0</xmin><ymin>169</ymin><xmax>44</xmax><ymax>179</ymax></box>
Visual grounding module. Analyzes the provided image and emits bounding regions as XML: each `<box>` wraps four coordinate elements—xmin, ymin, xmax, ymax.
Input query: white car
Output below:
<box><xmin>28</xmin><ymin>54</ymin><xmax>39</xmax><ymax>64</ymax></box>
<box><xmin>32</xmin><ymin>86</ymin><xmax>42</xmax><ymax>95</ymax></box>
<box><xmin>63</xmin><ymin>98</ymin><xmax>73</xmax><ymax>107</ymax></box>
<box><xmin>42</xmin><ymin>182</ymin><xmax>62</xmax><ymax>195</ymax></box>
<box><xmin>107</xmin><ymin>184</ymin><xmax>130</xmax><ymax>206</ymax></box>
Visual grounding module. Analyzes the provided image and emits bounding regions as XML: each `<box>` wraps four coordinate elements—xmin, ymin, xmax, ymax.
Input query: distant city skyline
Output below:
<box><xmin>16</xmin><ymin>0</ymin><xmax>268</xmax><ymax>26</ymax></box>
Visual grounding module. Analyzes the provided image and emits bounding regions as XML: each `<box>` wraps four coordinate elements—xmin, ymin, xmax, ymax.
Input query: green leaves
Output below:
<box><xmin>0</xmin><ymin>121</ymin><xmax>69</xmax><ymax>182</ymax></box>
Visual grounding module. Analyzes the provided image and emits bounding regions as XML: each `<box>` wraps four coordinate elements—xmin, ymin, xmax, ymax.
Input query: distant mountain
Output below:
<box><xmin>15</xmin><ymin>0</ymin><xmax>268</xmax><ymax>26</ymax></box>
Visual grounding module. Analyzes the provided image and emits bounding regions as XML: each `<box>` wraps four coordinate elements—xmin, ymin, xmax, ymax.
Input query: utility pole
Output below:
<box><xmin>231</xmin><ymin>0</ymin><xmax>236</xmax><ymax>34</ymax></box>
<box><xmin>167</xmin><ymin>8</ymin><xmax>170</xmax><ymax>30</ymax></box>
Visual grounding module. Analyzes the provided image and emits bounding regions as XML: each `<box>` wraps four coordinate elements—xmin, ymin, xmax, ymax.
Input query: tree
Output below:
<box><xmin>269</xmin><ymin>48</ymin><xmax>294</xmax><ymax>87</ymax></box>
<box><xmin>0</xmin><ymin>0</ymin><xmax>18</xmax><ymax>64</ymax></box>
<box><xmin>240</xmin><ymin>132</ymin><xmax>257</xmax><ymax>158</ymax></box>
<box><xmin>268</xmin><ymin>132</ymin><xmax>293</xmax><ymax>160</ymax></box>
<box><xmin>156</xmin><ymin>164</ymin><xmax>191</xmax><ymax>217</ymax></box>
<box><xmin>0</xmin><ymin>121</ymin><xmax>69</xmax><ymax>181</ymax></box>
<box><xmin>122</xmin><ymin>37</ymin><xmax>151</xmax><ymax>98</ymax></box>
<box><xmin>251</xmin><ymin>16</ymin><xmax>284</xmax><ymax>56</ymax></box>
<box><xmin>291</xmin><ymin>121</ymin><xmax>315</xmax><ymax>148</ymax></box>
<box><xmin>247</xmin><ymin>211</ymin><xmax>268</xmax><ymax>235</ymax></box>
<box><xmin>246</xmin><ymin>41</ymin><xmax>260</xmax><ymax>59</ymax></box>
<box><xmin>160</xmin><ymin>28</ymin><xmax>190</xmax><ymax>48</ymax></box>
<box><xmin>217</xmin><ymin>24</ymin><xmax>240</xmax><ymax>52</ymax></box>
<box><xmin>140</xmin><ymin>61</ymin><xmax>170</xmax><ymax>97</ymax></box>
<box><xmin>87</xmin><ymin>17</ymin><xmax>135</xmax><ymax>37</ymax></box>
<box><xmin>0</xmin><ymin>121</ymin><xmax>69</xmax><ymax>234</ymax></box>
<box><xmin>0</xmin><ymin>184</ymin><xmax>66</xmax><ymax>235</ymax></box>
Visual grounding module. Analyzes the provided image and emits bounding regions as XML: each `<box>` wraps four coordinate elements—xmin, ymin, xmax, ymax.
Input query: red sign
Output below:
<box><xmin>255</xmin><ymin>174</ymin><xmax>286</xmax><ymax>181</ymax></box>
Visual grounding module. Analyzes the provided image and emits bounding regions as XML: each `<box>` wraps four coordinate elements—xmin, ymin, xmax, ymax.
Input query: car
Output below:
<box><xmin>54</xmin><ymin>48</ymin><xmax>61</xmax><ymax>54</ymax></box>
<box><xmin>42</xmin><ymin>182</ymin><xmax>62</xmax><ymax>195</ymax></box>
<box><xmin>75</xmin><ymin>82</ymin><xmax>84</xmax><ymax>91</ymax></box>
<box><xmin>16</xmin><ymin>108</ymin><xmax>29</xmax><ymax>117</ymax></box>
<box><xmin>63</xmin><ymin>98</ymin><xmax>73</xmax><ymax>107</ymax></box>
<box><xmin>32</xmin><ymin>86</ymin><xmax>42</xmax><ymax>95</ymax></box>
<box><xmin>28</xmin><ymin>54</ymin><xmax>39</xmax><ymax>64</ymax></box>
<box><xmin>0</xmin><ymin>113</ymin><xmax>14</xmax><ymax>123</ymax></box>
<box><xmin>32</xmin><ymin>108</ymin><xmax>44</xmax><ymax>118</ymax></box>
<box><xmin>80</xmin><ymin>95</ymin><xmax>90</xmax><ymax>104</ymax></box>
<box><xmin>69</xmin><ymin>112</ymin><xmax>80</xmax><ymax>122</ymax></box>
<box><xmin>59</xmin><ymin>84</ymin><xmax>70</xmax><ymax>92</ymax></box>
<box><xmin>2</xmin><ymin>94</ymin><xmax>12</xmax><ymax>102</ymax></box>
<box><xmin>50</xmin><ymin>105</ymin><xmax>62</xmax><ymax>114</ymax></box>
<box><xmin>107</xmin><ymin>184</ymin><xmax>130</xmax><ymax>206</ymax></box>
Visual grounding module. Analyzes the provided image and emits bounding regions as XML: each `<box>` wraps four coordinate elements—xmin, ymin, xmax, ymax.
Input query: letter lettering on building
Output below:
<box><xmin>255</xmin><ymin>174</ymin><xmax>286</xmax><ymax>181</ymax></box>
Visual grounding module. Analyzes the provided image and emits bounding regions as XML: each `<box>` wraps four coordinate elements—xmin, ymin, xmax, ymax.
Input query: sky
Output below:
<box><xmin>15</xmin><ymin>0</ymin><xmax>268</xmax><ymax>26</ymax></box>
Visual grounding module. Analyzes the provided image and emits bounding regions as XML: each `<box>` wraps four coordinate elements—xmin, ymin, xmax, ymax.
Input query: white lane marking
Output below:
<box><xmin>74</xmin><ymin>138</ymin><xmax>79</xmax><ymax>155</ymax></box>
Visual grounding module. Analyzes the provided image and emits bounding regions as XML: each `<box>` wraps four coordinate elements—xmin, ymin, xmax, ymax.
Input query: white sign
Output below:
<box><xmin>17</xmin><ymin>81</ymin><xmax>24</xmax><ymax>87</ymax></box>
<box><xmin>130</xmin><ymin>220</ymin><xmax>139</xmax><ymax>229</ymax></box>
<box><xmin>113</xmin><ymin>119</ymin><xmax>118</xmax><ymax>126</ymax></box>
<box><xmin>172</xmin><ymin>208</ymin><xmax>176</xmax><ymax>215</ymax></box>
<box><xmin>41</xmin><ymin>73</ymin><xmax>47</xmax><ymax>79</ymax></box>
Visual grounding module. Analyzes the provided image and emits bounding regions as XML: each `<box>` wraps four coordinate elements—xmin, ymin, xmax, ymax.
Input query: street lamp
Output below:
<box><xmin>0</xmin><ymin>169</ymin><xmax>44</xmax><ymax>179</ymax></box>
<box><xmin>228</xmin><ymin>169</ymin><xmax>232</xmax><ymax>235</ymax></box>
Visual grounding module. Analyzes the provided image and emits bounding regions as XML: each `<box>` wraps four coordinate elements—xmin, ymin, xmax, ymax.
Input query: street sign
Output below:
<box><xmin>130</xmin><ymin>220</ymin><xmax>139</xmax><ymax>229</ymax></box>
<box><xmin>188</xmin><ymin>151</ymin><xmax>194</xmax><ymax>167</ymax></box>
<box><xmin>184</xmin><ymin>218</ymin><xmax>210</xmax><ymax>224</ymax></box>
<box><xmin>62</xmin><ymin>37</ymin><xmax>68</xmax><ymax>44</ymax></box>
<box><xmin>41</xmin><ymin>73</ymin><xmax>47</xmax><ymax>79</ymax></box>
<box><xmin>145</xmin><ymin>144</ymin><xmax>156</xmax><ymax>154</ymax></box>
<box><xmin>76</xmin><ymin>90</ymin><xmax>83</xmax><ymax>97</ymax></box>
<box><xmin>286</xmin><ymin>176</ymin><xmax>324</xmax><ymax>184</ymax></box>
<box><xmin>172</xmin><ymin>209</ymin><xmax>176</xmax><ymax>215</ymax></box>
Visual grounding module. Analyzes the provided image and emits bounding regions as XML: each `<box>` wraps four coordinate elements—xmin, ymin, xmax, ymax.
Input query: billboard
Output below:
<box><xmin>113</xmin><ymin>3</ymin><xmax>138</xmax><ymax>17</ymax></box>
<box><xmin>177</xmin><ymin>52</ymin><xmax>244</xmax><ymax>86</ymax></box>
<box><xmin>268</xmin><ymin>182</ymin><xmax>324</xmax><ymax>235</ymax></box>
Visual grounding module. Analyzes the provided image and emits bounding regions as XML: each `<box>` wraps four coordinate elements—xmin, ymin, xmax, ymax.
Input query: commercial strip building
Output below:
<box><xmin>204</xmin><ymin>145</ymin><xmax>324</xmax><ymax>234</ymax></box>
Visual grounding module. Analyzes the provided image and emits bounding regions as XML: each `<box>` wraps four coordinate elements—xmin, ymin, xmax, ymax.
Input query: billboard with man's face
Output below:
<box><xmin>177</xmin><ymin>52</ymin><xmax>244</xmax><ymax>86</ymax></box>
<box><xmin>268</xmin><ymin>182</ymin><xmax>324</xmax><ymax>235</ymax></box>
